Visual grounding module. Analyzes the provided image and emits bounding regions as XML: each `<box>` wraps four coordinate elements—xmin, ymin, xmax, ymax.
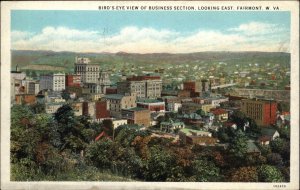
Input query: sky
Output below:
<box><xmin>11</xmin><ymin>10</ymin><xmax>290</xmax><ymax>53</ymax></box>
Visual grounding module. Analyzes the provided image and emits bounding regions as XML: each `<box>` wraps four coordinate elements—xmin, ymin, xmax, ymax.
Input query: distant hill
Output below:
<box><xmin>11</xmin><ymin>50</ymin><xmax>290</xmax><ymax>72</ymax></box>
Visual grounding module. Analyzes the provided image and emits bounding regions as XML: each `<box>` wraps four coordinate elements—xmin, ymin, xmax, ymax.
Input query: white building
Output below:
<box><xmin>112</xmin><ymin>119</ymin><xmax>128</xmax><ymax>129</ymax></box>
<box><xmin>45</xmin><ymin>103</ymin><xmax>64</xmax><ymax>114</ymax></box>
<box><xmin>167</xmin><ymin>102</ymin><xmax>182</xmax><ymax>112</ymax></box>
<box><xmin>40</xmin><ymin>73</ymin><xmax>65</xmax><ymax>91</ymax></box>
<box><xmin>74</xmin><ymin>57</ymin><xmax>100</xmax><ymax>83</ymax></box>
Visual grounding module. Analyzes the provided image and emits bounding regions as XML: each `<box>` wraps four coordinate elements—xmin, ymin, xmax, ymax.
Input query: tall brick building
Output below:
<box><xmin>241</xmin><ymin>99</ymin><xmax>277</xmax><ymax>126</ymax></box>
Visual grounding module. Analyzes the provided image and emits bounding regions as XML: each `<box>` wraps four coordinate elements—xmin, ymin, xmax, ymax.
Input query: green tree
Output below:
<box><xmin>190</xmin><ymin>158</ymin><xmax>221</xmax><ymax>182</ymax></box>
<box><xmin>196</xmin><ymin>109</ymin><xmax>205</xmax><ymax>117</ymax></box>
<box><xmin>61</xmin><ymin>90</ymin><xmax>71</xmax><ymax>101</ymax></box>
<box><xmin>85</xmin><ymin>139</ymin><xmax>113</xmax><ymax>169</ymax></box>
<box><xmin>258</xmin><ymin>165</ymin><xmax>285</xmax><ymax>182</ymax></box>
<box><xmin>228</xmin><ymin>130</ymin><xmax>248</xmax><ymax>162</ymax></box>
<box><xmin>54</xmin><ymin>104</ymin><xmax>75</xmax><ymax>125</ymax></box>
<box><xmin>143</xmin><ymin>145</ymin><xmax>177</xmax><ymax>181</ymax></box>
<box><xmin>267</xmin><ymin>153</ymin><xmax>283</xmax><ymax>166</ymax></box>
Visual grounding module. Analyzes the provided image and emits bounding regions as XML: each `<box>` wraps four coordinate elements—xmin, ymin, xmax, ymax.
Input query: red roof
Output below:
<box><xmin>95</xmin><ymin>131</ymin><xmax>111</xmax><ymax>141</ymax></box>
<box><xmin>224</xmin><ymin>122</ymin><xmax>236</xmax><ymax>127</ymax></box>
<box><xmin>211</xmin><ymin>108</ymin><xmax>227</xmax><ymax>115</ymax></box>
<box><xmin>258</xmin><ymin>136</ymin><xmax>271</xmax><ymax>142</ymax></box>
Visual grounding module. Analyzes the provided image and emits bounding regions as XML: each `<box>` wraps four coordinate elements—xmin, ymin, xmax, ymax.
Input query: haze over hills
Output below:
<box><xmin>11</xmin><ymin>50</ymin><xmax>290</xmax><ymax>73</ymax></box>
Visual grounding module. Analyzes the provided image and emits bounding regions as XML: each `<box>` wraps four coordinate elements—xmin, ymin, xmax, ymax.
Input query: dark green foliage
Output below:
<box><xmin>228</xmin><ymin>130</ymin><xmax>248</xmax><ymax>160</ymax></box>
<box><xmin>143</xmin><ymin>146</ymin><xmax>177</xmax><ymax>181</ymax></box>
<box><xmin>11</xmin><ymin>103</ymin><xmax>290</xmax><ymax>182</ymax></box>
<box><xmin>190</xmin><ymin>158</ymin><xmax>221</xmax><ymax>182</ymax></box>
<box><xmin>30</xmin><ymin>102</ymin><xmax>46</xmax><ymax>114</ymax></box>
<box><xmin>258</xmin><ymin>165</ymin><xmax>284</xmax><ymax>182</ymax></box>
<box><xmin>61</xmin><ymin>90</ymin><xmax>71</xmax><ymax>101</ymax></box>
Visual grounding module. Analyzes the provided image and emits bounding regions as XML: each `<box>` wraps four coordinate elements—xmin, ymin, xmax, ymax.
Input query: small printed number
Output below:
<box><xmin>273</xmin><ymin>184</ymin><xmax>286</xmax><ymax>188</ymax></box>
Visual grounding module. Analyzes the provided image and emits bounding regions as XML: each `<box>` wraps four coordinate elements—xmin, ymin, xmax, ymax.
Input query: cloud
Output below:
<box><xmin>11</xmin><ymin>24</ymin><xmax>290</xmax><ymax>53</ymax></box>
<box><xmin>228</xmin><ymin>22</ymin><xmax>285</xmax><ymax>36</ymax></box>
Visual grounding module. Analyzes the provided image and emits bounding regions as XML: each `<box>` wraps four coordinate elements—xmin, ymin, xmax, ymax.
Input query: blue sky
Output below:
<box><xmin>11</xmin><ymin>10</ymin><xmax>290</xmax><ymax>53</ymax></box>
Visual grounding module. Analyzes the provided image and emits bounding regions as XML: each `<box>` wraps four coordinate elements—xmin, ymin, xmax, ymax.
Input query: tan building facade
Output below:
<box><xmin>104</xmin><ymin>93</ymin><xmax>137</xmax><ymax>118</ymax></box>
<box><xmin>121</xmin><ymin>107</ymin><xmax>151</xmax><ymax>127</ymax></box>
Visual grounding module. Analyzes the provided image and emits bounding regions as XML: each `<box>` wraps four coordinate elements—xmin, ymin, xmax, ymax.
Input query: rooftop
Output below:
<box><xmin>180</xmin><ymin>128</ymin><xmax>211</xmax><ymax>136</ymax></box>
<box><xmin>137</xmin><ymin>98</ymin><xmax>164</xmax><ymax>103</ymax></box>
<box><xmin>123</xmin><ymin>107</ymin><xmax>148</xmax><ymax>112</ymax></box>
<box><xmin>104</xmin><ymin>94</ymin><xmax>125</xmax><ymax>100</ymax></box>
<box><xmin>247</xmin><ymin>140</ymin><xmax>261</xmax><ymax>153</ymax></box>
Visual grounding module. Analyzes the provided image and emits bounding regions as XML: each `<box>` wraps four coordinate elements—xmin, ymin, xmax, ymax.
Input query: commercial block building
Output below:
<box><xmin>66</xmin><ymin>74</ymin><xmax>81</xmax><ymax>87</ymax></box>
<box><xmin>74</xmin><ymin>57</ymin><xmax>100</xmax><ymax>83</ymax></box>
<box><xmin>121</xmin><ymin>107</ymin><xmax>151</xmax><ymax>127</ymax></box>
<box><xmin>28</xmin><ymin>82</ymin><xmax>40</xmax><ymax>95</ymax></box>
<box><xmin>117</xmin><ymin>75</ymin><xmax>162</xmax><ymax>98</ymax></box>
<box><xmin>241</xmin><ymin>99</ymin><xmax>277</xmax><ymax>126</ymax></box>
<box><xmin>137</xmin><ymin>98</ymin><xmax>165</xmax><ymax>112</ymax></box>
<box><xmin>104</xmin><ymin>93</ymin><xmax>137</xmax><ymax>118</ymax></box>
<box><xmin>40</xmin><ymin>73</ymin><xmax>65</xmax><ymax>91</ymax></box>
<box><xmin>82</xmin><ymin>101</ymin><xmax>96</xmax><ymax>118</ymax></box>
<box><xmin>95</xmin><ymin>100</ymin><xmax>110</xmax><ymax>121</ymax></box>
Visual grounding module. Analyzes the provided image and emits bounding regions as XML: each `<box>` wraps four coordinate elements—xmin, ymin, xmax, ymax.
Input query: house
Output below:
<box><xmin>246</xmin><ymin>140</ymin><xmax>261</xmax><ymax>155</ymax></box>
<box><xmin>258</xmin><ymin>136</ymin><xmax>271</xmax><ymax>145</ymax></box>
<box><xmin>160</xmin><ymin>119</ymin><xmax>185</xmax><ymax>133</ymax></box>
<box><xmin>210</xmin><ymin>108</ymin><xmax>228</xmax><ymax>121</ymax></box>
<box><xmin>261</xmin><ymin>128</ymin><xmax>280</xmax><ymax>140</ymax></box>
<box><xmin>276</xmin><ymin>112</ymin><xmax>290</xmax><ymax>128</ymax></box>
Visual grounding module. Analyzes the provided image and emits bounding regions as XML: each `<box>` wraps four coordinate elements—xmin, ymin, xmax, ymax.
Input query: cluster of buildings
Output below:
<box><xmin>11</xmin><ymin>57</ymin><xmax>290</xmax><ymax>148</ymax></box>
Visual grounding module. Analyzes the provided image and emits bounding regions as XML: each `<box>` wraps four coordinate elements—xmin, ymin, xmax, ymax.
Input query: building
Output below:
<box><xmin>210</xmin><ymin>108</ymin><xmax>228</xmax><ymax>121</ymax></box>
<box><xmin>82</xmin><ymin>101</ymin><xmax>96</xmax><ymax>118</ymax></box>
<box><xmin>98</xmin><ymin>70</ymin><xmax>111</xmax><ymax>94</ymax></box>
<box><xmin>106</xmin><ymin>87</ymin><xmax>118</xmax><ymax>94</ymax></box>
<box><xmin>160</xmin><ymin>119</ymin><xmax>185</xmax><ymax>133</ymax></box>
<box><xmin>28</xmin><ymin>82</ymin><xmax>40</xmax><ymax>95</ymax></box>
<box><xmin>104</xmin><ymin>93</ymin><xmax>137</xmax><ymax>118</ymax></box>
<box><xmin>112</xmin><ymin>119</ymin><xmax>128</xmax><ymax>129</ymax></box>
<box><xmin>74</xmin><ymin>57</ymin><xmax>100</xmax><ymax>83</ymax></box>
<box><xmin>137</xmin><ymin>98</ymin><xmax>165</xmax><ymax>112</ymax></box>
<box><xmin>11</xmin><ymin>65</ymin><xmax>26</xmax><ymax>80</ymax></box>
<box><xmin>179</xmin><ymin>128</ymin><xmax>217</xmax><ymax>145</ymax></box>
<box><xmin>15</xmin><ymin>94</ymin><xmax>36</xmax><ymax>105</ymax></box>
<box><xmin>66</xmin><ymin>74</ymin><xmax>81</xmax><ymax>87</ymax></box>
<box><xmin>71</xmin><ymin>102</ymin><xmax>83</xmax><ymax>116</ymax></box>
<box><xmin>117</xmin><ymin>75</ymin><xmax>162</xmax><ymax>98</ymax></box>
<box><xmin>83</xmin><ymin>83</ymin><xmax>102</xmax><ymax>94</ymax></box>
<box><xmin>40</xmin><ymin>73</ymin><xmax>65</xmax><ymax>91</ymax></box>
<box><xmin>181</xmin><ymin>102</ymin><xmax>202</xmax><ymax>114</ymax></box>
<box><xmin>246</xmin><ymin>140</ymin><xmax>261</xmax><ymax>155</ymax></box>
<box><xmin>183</xmin><ymin>79</ymin><xmax>210</xmax><ymax>95</ymax></box>
<box><xmin>241</xmin><ymin>99</ymin><xmax>277</xmax><ymax>126</ymax></box>
<box><xmin>45</xmin><ymin>102</ymin><xmax>64</xmax><ymax>114</ymax></box>
<box><xmin>121</xmin><ymin>107</ymin><xmax>151</xmax><ymax>127</ymax></box>
<box><xmin>95</xmin><ymin>100</ymin><xmax>110</xmax><ymax>121</ymax></box>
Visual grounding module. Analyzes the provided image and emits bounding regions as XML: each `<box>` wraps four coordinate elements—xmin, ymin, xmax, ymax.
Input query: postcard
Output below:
<box><xmin>1</xmin><ymin>1</ymin><xmax>299</xmax><ymax>190</ymax></box>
